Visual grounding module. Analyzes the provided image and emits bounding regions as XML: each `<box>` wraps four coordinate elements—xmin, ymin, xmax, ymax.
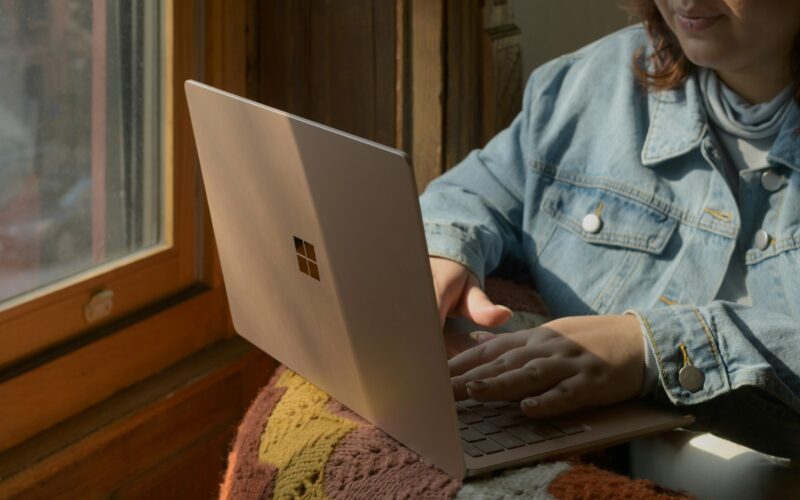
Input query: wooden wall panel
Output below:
<box><xmin>444</xmin><ymin>0</ymin><xmax>482</xmax><ymax>171</ymax></box>
<box><xmin>409</xmin><ymin>0</ymin><xmax>445</xmax><ymax>191</ymax></box>
<box><xmin>407</xmin><ymin>0</ymin><xmax>525</xmax><ymax>183</ymax></box>
<box><xmin>481</xmin><ymin>0</ymin><xmax>523</xmax><ymax>145</ymax></box>
<box><xmin>372</xmin><ymin>2</ymin><xmax>398</xmax><ymax>148</ymax></box>
<box><xmin>255</xmin><ymin>0</ymin><xmax>522</xmax><ymax>192</ymax></box>
<box><xmin>258</xmin><ymin>0</ymin><xmax>397</xmax><ymax>147</ymax></box>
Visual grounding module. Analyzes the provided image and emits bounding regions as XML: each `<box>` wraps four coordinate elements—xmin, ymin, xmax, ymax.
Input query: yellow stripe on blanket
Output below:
<box><xmin>259</xmin><ymin>370</ymin><xmax>358</xmax><ymax>499</ymax></box>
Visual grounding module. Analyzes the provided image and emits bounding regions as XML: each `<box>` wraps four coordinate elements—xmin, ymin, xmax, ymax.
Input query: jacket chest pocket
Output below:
<box><xmin>533</xmin><ymin>181</ymin><xmax>678</xmax><ymax>315</ymax></box>
<box><xmin>746</xmin><ymin>234</ymin><xmax>800</xmax><ymax>315</ymax></box>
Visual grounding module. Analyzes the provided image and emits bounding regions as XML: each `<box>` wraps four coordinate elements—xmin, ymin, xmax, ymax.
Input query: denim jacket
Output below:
<box><xmin>419</xmin><ymin>25</ymin><xmax>800</xmax><ymax>458</ymax></box>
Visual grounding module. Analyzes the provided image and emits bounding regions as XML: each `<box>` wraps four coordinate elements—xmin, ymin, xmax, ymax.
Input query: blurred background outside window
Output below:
<box><xmin>0</xmin><ymin>0</ymin><xmax>164</xmax><ymax>305</ymax></box>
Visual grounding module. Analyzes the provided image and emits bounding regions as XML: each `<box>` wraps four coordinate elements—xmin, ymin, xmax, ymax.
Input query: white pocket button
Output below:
<box><xmin>582</xmin><ymin>213</ymin><xmax>602</xmax><ymax>234</ymax></box>
<box><xmin>754</xmin><ymin>230</ymin><xmax>770</xmax><ymax>251</ymax></box>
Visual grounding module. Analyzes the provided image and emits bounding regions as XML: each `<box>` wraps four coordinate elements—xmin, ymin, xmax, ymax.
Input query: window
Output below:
<box><xmin>0</xmin><ymin>0</ymin><xmax>219</xmax><ymax>418</ymax></box>
<box><xmin>0</xmin><ymin>0</ymin><xmax>165</xmax><ymax>305</ymax></box>
<box><xmin>0</xmin><ymin>0</ymin><xmax>187</xmax><ymax>368</ymax></box>
<box><xmin>0</xmin><ymin>0</ymin><xmax>251</xmax><ymax>456</ymax></box>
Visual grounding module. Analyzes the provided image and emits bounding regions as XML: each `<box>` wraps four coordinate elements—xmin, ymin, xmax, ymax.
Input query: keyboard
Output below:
<box><xmin>456</xmin><ymin>399</ymin><xmax>588</xmax><ymax>457</ymax></box>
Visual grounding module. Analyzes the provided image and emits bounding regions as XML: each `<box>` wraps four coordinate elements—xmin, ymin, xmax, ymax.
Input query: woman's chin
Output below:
<box><xmin>681</xmin><ymin>43</ymin><xmax>733</xmax><ymax>71</ymax></box>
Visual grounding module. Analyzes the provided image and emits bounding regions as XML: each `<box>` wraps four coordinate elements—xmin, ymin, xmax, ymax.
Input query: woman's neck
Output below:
<box><xmin>715</xmin><ymin>58</ymin><xmax>793</xmax><ymax>104</ymax></box>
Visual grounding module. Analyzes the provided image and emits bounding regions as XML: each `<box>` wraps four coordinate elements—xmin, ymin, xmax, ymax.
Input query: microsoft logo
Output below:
<box><xmin>294</xmin><ymin>236</ymin><xmax>320</xmax><ymax>281</ymax></box>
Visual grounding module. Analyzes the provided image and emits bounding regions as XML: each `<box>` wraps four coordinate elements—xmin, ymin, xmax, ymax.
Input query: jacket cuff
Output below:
<box><xmin>624</xmin><ymin>310</ymin><xmax>659</xmax><ymax>398</ymax></box>
<box><xmin>423</xmin><ymin>221</ymin><xmax>486</xmax><ymax>288</ymax></box>
<box><xmin>625</xmin><ymin>306</ymin><xmax>730</xmax><ymax>406</ymax></box>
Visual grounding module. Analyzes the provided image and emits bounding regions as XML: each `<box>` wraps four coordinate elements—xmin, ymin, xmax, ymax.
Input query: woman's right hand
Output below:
<box><xmin>430</xmin><ymin>257</ymin><xmax>513</xmax><ymax>329</ymax></box>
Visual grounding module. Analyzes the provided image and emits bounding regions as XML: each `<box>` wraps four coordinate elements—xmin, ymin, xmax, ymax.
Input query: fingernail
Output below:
<box><xmin>498</xmin><ymin>305</ymin><xmax>513</xmax><ymax>316</ymax></box>
<box><xmin>522</xmin><ymin>398</ymin><xmax>539</xmax><ymax>409</ymax></box>
<box><xmin>466</xmin><ymin>380</ymin><xmax>489</xmax><ymax>392</ymax></box>
<box><xmin>469</xmin><ymin>331</ymin><xmax>492</xmax><ymax>342</ymax></box>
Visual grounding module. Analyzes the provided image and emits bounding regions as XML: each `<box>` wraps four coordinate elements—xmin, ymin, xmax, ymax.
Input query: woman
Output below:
<box><xmin>420</xmin><ymin>0</ymin><xmax>800</xmax><ymax>461</ymax></box>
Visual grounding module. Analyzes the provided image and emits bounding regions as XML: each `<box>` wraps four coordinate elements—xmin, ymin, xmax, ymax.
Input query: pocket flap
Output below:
<box><xmin>542</xmin><ymin>182</ymin><xmax>677</xmax><ymax>254</ymax></box>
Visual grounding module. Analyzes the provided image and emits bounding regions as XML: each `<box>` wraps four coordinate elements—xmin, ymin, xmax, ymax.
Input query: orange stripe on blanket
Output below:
<box><xmin>548</xmin><ymin>463</ymin><xmax>695</xmax><ymax>499</ymax></box>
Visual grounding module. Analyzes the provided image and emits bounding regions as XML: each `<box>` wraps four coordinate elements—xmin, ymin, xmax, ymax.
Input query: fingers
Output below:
<box><xmin>429</xmin><ymin>257</ymin><xmax>512</xmax><ymax>329</ymax></box>
<box><xmin>463</xmin><ymin>358</ymin><xmax>574</xmax><ymax>402</ymax></box>
<box><xmin>433</xmin><ymin>272</ymin><xmax>462</xmax><ymax>329</ymax></box>
<box><xmin>520</xmin><ymin>375</ymin><xmax>590</xmax><ymax>418</ymax></box>
<box><xmin>448</xmin><ymin>332</ymin><xmax>526</xmax><ymax>377</ymax></box>
<box><xmin>451</xmin><ymin>346</ymin><xmax>542</xmax><ymax>400</ymax></box>
<box><xmin>459</xmin><ymin>281</ymin><xmax>513</xmax><ymax>327</ymax></box>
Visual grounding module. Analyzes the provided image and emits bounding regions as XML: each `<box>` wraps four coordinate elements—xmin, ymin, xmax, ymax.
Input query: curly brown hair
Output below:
<box><xmin>630</xmin><ymin>0</ymin><xmax>800</xmax><ymax>103</ymax></box>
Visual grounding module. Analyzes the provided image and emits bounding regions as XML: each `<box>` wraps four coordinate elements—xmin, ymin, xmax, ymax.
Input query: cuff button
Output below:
<box><xmin>679</xmin><ymin>365</ymin><xmax>705</xmax><ymax>393</ymax></box>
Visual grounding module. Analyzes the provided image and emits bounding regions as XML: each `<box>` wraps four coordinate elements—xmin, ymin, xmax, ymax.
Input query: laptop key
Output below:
<box><xmin>485</xmin><ymin>401</ymin><xmax>511</xmax><ymax>409</ymax></box>
<box><xmin>512</xmin><ymin>411</ymin><xmax>535</xmax><ymax>421</ymax></box>
<box><xmin>506</xmin><ymin>425</ymin><xmax>546</xmax><ymax>444</ymax></box>
<box><xmin>488</xmin><ymin>415</ymin><xmax>517</xmax><ymax>428</ymax></box>
<box><xmin>457</xmin><ymin>412</ymin><xmax>483</xmax><ymax>425</ymax></box>
<box><xmin>525</xmin><ymin>422</ymin><xmax>564</xmax><ymax>439</ymax></box>
<box><xmin>460</xmin><ymin>399</ymin><xmax>482</xmax><ymax>409</ymax></box>
<box><xmin>502</xmin><ymin>408</ymin><xmax>525</xmax><ymax>419</ymax></box>
<box><xmin>490</xmin><ymin>432</ymin><xmax>524</xmax><ymax>449</ymax></box>
<box><xmin>473</xmin><ymin>406</ymin><xmax>500</xmax><ymax>418</ymax></box>
<box><xmin>473</xmin><ymin>439</ymin><xmax>504</xmax><ymax>455</ymax></box>
<box><xmin>460</xmin><ymin>428</ymin><xmax>484</xmax><ymax>443</ymax></box>
<box><xmin>462</xmin><ymin>440</ymin><xmax>484</xmax><ymax>457</ymax></box>
<box><xmin>473</xmin><ymin>421</ymin><xmax>502</xmax><ymax>435</ymax></box>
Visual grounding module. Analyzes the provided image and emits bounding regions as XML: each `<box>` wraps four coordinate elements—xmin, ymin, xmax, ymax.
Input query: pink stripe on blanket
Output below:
<box><xmin>324</xmin><ymin>425</ymin><xmax>461</xmax><ymax>499</ymax></box>
<box><xmin>220</xmin><ymin>368</ymin><xmax>286</xmax><ymax>500</ymax></box>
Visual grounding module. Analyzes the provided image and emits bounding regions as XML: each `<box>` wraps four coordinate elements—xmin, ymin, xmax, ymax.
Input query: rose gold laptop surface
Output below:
<box><xmin>184</xmin><ymin>80</ymin><xmax>694</xmax><ymax>478</ymax></box>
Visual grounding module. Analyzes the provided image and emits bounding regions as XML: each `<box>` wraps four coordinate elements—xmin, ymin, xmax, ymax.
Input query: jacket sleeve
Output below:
<box><xmin>418</xmin><ymin>76</ymin><xmax>538</xmax><ymax>286</ymax></box>
<box><xmin>628</xmin><ymin>302</ymin><xmax>800</xmax><ymax>458</ymax></box>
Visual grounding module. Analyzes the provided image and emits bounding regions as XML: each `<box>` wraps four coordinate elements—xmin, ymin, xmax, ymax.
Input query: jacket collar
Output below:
<box><xmin>767</xmin><ymin>103</ymin><xmax>800</xmax><ymax>172</ymax></box>
<box><xmin>640</xmin><ymin>72</ymin><xmax>707</xmax><ymax>166</ymax></box>
<box><xmin>640</xmin><ymin>71</ymin><xmax>800</xmax><ymax>172</ymax></box>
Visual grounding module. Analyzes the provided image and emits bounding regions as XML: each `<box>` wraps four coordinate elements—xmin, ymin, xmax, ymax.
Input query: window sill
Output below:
<box><xmin>0</xmin><ymin>285</ymin><xmax>235</xmax><ymax>453</ymax></box>
<box><xmin>0</xmin><ymin>336</ymin><xmax>274</xmax><ymax>497</ymax></box>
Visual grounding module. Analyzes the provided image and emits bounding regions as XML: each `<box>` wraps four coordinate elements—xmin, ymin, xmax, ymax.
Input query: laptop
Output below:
<box><xmin>184</xmin><ymin>80</ymin><xmax>694</xmax><ymax>478</ymax></box>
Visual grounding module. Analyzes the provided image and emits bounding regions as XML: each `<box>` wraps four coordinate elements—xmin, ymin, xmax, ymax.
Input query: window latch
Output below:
<box><xmin>84</xmin><ymin>289</ymin><xmax>114</xmax><ymax>323</ymax></box>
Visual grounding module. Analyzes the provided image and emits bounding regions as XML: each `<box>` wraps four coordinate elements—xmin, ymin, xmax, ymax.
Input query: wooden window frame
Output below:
<box><xmin>0</xmin><ymin>1</ymin><xmax>196</xmax><ymax>368</ymax></box>
<box><xmin>0</xmin><ymin>0</ymin><xmax>254</xmax><ymax>453</ymax></box>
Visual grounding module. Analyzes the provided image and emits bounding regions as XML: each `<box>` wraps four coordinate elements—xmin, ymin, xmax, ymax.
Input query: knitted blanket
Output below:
<box><xmin>220</xmin><ymin>279</ymin><xmax>692</xmax><ymax>499</ymax></box>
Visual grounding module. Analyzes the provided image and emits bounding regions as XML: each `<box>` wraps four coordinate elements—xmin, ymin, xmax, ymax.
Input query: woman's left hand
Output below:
<box><xmin>449</xmin><ymin>315</ymin><xmax>645</xmax><ymax>418</ymax></box>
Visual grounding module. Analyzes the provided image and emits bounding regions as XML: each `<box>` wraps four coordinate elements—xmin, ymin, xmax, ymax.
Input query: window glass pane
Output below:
<box><xmin>0</xmin><ymin>0</ymin><xmax>164</xmax><ymax>304</ymax></box>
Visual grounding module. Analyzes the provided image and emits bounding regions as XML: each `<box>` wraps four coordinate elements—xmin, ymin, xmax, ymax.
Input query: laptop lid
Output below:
<box><xmin>185</xmin><ymin>80</ymin><xmax>465</xmax><ymax>477</ymax></box>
